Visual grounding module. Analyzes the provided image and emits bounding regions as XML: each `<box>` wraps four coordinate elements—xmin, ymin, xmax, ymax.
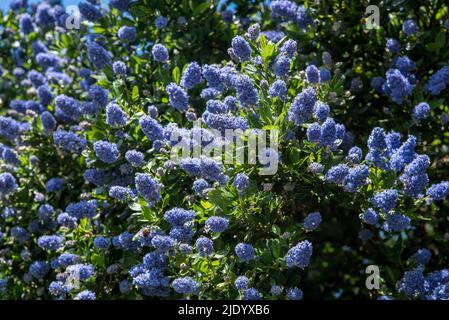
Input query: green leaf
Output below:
<box><xmin>91</xmin><ymin>253</ymin><xmax>105</xmax><ymax>268</ymax></box>
<box><xmin>270</xmin><ymin>239</ymin><xmax>281</xmax><ymax>259</ymax></box>
<box><xmin>172</xmin><ymin>66</ymin><xmax>181</xmax><ymax>85</ymax></box>
<box><xmin>260</xmin><ymin>34</ymin><xmax>276</xmax><ymax>67</ymax></box>
<box><xmin>132</xmin><ymin>85</ymin><xmax>139</xmax><ymax>103</ymax></box>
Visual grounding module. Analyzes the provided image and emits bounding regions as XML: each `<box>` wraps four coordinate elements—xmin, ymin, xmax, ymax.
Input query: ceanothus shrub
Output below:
<box><xmin>0</xmin><ymin>0</ymin><xmax>448</xmax><ymax>300</ymax></box>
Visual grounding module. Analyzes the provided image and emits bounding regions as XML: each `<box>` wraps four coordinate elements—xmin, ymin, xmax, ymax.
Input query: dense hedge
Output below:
<box><xmin>0</xmin><ymin>0</ymin><xmax>449</xmax><ymax>300</ymax></box>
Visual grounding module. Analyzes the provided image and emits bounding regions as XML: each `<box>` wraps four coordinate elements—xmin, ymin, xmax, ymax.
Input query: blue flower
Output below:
<box><xmin>0</xmin><ymin>173</ymin><xmax>18</xmax><ymax>197</ymax></box>
<box><xmin>196</xmin><ymin>236</ymin><xmax>213</xmax><ymax>257</ymax></box>
<box><xmin>371</xmin><ymin>189</ymin><xmax>398</xmax><ymax>213</ymax></box>
<box><xmin>139</xmin><ymin>116</ymin><xmax>164</xmax><ymax>141</ymax></box>
<box><xmin>37</xmin><ymin>85</ymin><xmax>54</xmax><ymax>106</ymax></box>
<box><xmin>193</xmin><ymin>178</ymin><xmax>210</xmax><ymax>196</ymax></box>
<box><xmin>66</xmin><ymin>200</ymin><xmax>97</xmax><ymax>219</ymax></box>
<box><xmin>89</xmin><ymin>85</ymin><xmax>109</xmax><ymax>108</ymax></box>
<box><xmin>164</xmin><ymin>208</ymin><xmax>196</xmax><ymax>226</ymax></box>
<box><xmin>135</xmin><ymin>173</ymin><xmax>161</xmax><ymax>205</ymax></box>
<box><xmin>410</xmin><ymin>248</ymin><xmax>432</xmax><ymax>266</ymax></box>
<box><xmin>325</xmin><ymin>164</ymin><xmax>349</xmax><ymax>185</ymax></box>
<box><xmin>79</xmin><ymin>1</ymin><xmax>102</xmax><ymax>21</ymax></box>
<box><xmin>402</xmin><ymin>19</ymin><xmax>419</xmax><ymax>36</ymax></box>
<box><xmin>275</xmin><ymin>56</ymin><xmax>291</xmax><ymax>77</ymax></box>
<box><xmin>169</xmin><ymin>226</ymin><xmax>194</xmax><ymax>243</ymax></box>
<box><xmin>10</xmin><ymin>0</ymin><xmax>27</xmax><ymax>11</ymax></box>
<box><xmin>119</xmin><ymin>280</ymin><xmax>131</xmax><ymax>294</ymax></box>
<box><xmin>125</xmin><ymin>150</ymin><xmax>145</xmax><ymax>167</ymax></box>
<box><xmin>117</xmin><ymin>26</ymin><xmax>136</xmax><ymax>42</ymax></box>
<box><xmin>38</xmin><ymin>235</ymin><xmax>64</xmax><ymax>251</ymax></box>
<box><xmin>403</xmin><ymin>155</ymin><xmax>430</xmax><ymax>177</ymax></box>
<box><xmin>303</xmin><ymin>212</ymin><xmax>322</xmax><ymax>231</ymax></box>
<box><xmin>234</xmin><ymin>276</ymin><xmax>249</xmax><ymax>290</ymax></box>
<box><xmin>55</xmin><ymin>253</ymin><xmax>80</xmax><ymax>268</ymax></box>
<box><xmin>37</xmin><ymin>204</ymin><xmax>54</xmax><ymax>220</ymax></box>
<box><xmin>172</xmin><ymin>277</ymin><xmax>199</xmax><ymax>295</ymax></box>
<box><xmin>308</xmin><ymin>162</ymin><xmax>324</xmax><ymax>174</ymax></box>
<box><xmin>1</xmin><ymin>147</ymin><xmax>20</xmax><ymax>166</ymax></box>
<box><xmin>152</xmin><ymin>44</ymin><xmax>169</xmax><ymax>62</ymax></box>
<box><xmin>181</xmin><ymin>62</ymin><xmax>202</xmax><ymax>89</ymax></box>
<box><xmin>94</xmin><ymin>236</ymin><xmax>111</xmax><ymax>250</ymax></box>
<box><xmin>231</xmin><ymin>36</ymin><xmax>252</xmax><ymax>62</ymax></box>
<box><xmin>236</xmin><ymin>75</ymin><xmax>259</xmax><ymax>107</ymax></box>
<box><xmin>382</xmin><ymin>68</ymin><xmax>413</xmax><ymax>104</ymax></box>
<box><xmin>202</xmin><ymin>65</ymin><xmax>224</xmax><ymax>91</ymax></box>
<box><xmin>110</xmin><ymin>0</ymin><xmax>129</xmax><ymax>11</ymax></box>
<box><xmin>109</xmin><ymin>186</ymin><xmax>131</xmax><ymax>201</ymax></box>
<box><xmin>320</xmin><ymin>67</ymin><xmax>331</xmax><ymax>82</ymax></box>
<box><xmin>29</xmin><ymin>261</ymin><xmax>50</xmax><ymax>279</ymax></box>
<box><xmin>166</xmin><ymin>83</ymin><xmax>189</xmax><ymax>112</ymax></box>
<box><xmin>287</xmin><ymin>87</ymin><xmax>317</xmax><ymax>125</ymax></box>
<box><xmin>307</xmin><ymin>122</ymin><xmax>321</xmax><ymax>144</ymax></box>
<box><xmin>28</xmin><ymin>70</ymin><xmax>46</xmax><ymax>87</ymax></box>
<box><xmin>269</xmin><ymin>80</ymin><xmax>287</xmax><ymax>101</ymax></box>
<box><xmin>386</xmin><ymin>38</ymin><xmax>401</xmax><ymax>54</ymax></box>
<box><xmin>286</xmin><ymin>287</ymin><xmax>303</xmax><ymax>300</ymax></box>
<box><xmin>426</xmin><ymin>181</ymin><xmax>449</xmax><ymax>201</ymax></box>
<box><xmin>155</xmin><ymin>16</ymin><xmax>168</xmax><ymax>29</ymax></box>
<box><xmin>57</xmin><ymin>213</ymin><xmax>77</xmax><ymax>229</ymax></box>
<box><xmin>113</xmin><ymin>61</ymin><xmax>127</xmax><ymax>75</ymax></box>
<box><xmin>45</xmin><ymin>177</ymin><xmax>65</xmax><ymax>193</ymax></box>
<box><xmin>306</xmin><ymin>65</ymin><xmax>320</xmax><ymax>83</ymax></box>
<box><xmin>280</xmin><ymin>39</ymin><xmax>297</xmax><ymax>58</ymax></box>
<box><xmin>243</xmin><ymin>287</ymin><xmax>260</xmax><ymax>300</ymax></box>
<box><xmin>383</xmin><ymin>213</ymin><xmax>410</xmax><ymax>232</ymax></box>
<box><xmin>400</xmin><ymin>172</ymin><xmax>429</xmax><ymax>198</ymax></box>
<box><xmin>397</xmin><ymin>267</ymin><xmax>425</xmax><ymax>298</ymax></box>
<box><xmin>19</xmin><ymin>13</ymin><xmax>34</xmax><ymax>34</ymax></box>
<box><xmin>425</xmin><ymin>66</ymin><xmax>449</xmax><ymax>95</ymax></box>
<box><xmin>205</xmin><ymin>216</ymin><xmax>229</xmax><ymax>233</ymax></box>
<box><xmin>270</xmin><ymin>285</ymin><xmax>283</xmax><ymax>296</ymax></box>
<box><xmin>362</xmin><ymin>208</ymin><xmax>378</xmax><ymax>225</ymax></box>
<box><xmin>106</xmin><ymin>102</ymin><xmax>128</xmax><ymax>128</ymax></box>
<box><xmin>0</xmin><ymin>116</ymin><xmax>25</xmax><ymax>141</ymax></box>
<box><xmin>347</xmin><ymin>146</ymin><xmax>363</xmax><ymax>164</ymax></box>
<box><xmin>36</xmin><ymin>3</ymin><xmax>55</xmax><ymax>28</ymax></box>
<box><xmin>412</xmin><ymin>102</ymin><xmax>430</xmax><ymax>122</ymax></box>
<box><xmin>343</xmin><ymin>165</ymin><xmax>369</xmax><ymax>192</ymax></box>
<box><xmin>67</xmin><ymin>263</ymin><xmax>95</xmax><ymax>281</ymax></box>
<box><xmin>202</xmin><ymin>111</ymin><xmax>248</xmax><ymax>131</ymax></box>
<box><xmin>151</xmin><ymin>235</ymin><xmax>176</xmax><ymax>251</ymax></box>
<box><xmin>368</xmin><ymin>127</ymin><xmax>387</xmax><ymax>151</ymax></box>
<box><xmin>11</xmin><ymin>227</ymin><xmax>30</xmax><ymax>243</ymax></box>
<box><xmin>88</xmin><ymin>42</ymin><xmax>112</xmax><ymax>70</ymax></box>
<box><xmin>319</xmin><ymin>118</ymin><xmax>337</xmax><ymax>147</ymax></box>
<box><xmin>84</xmin><ymin>169</ymin><xmax>108</xmax><ymax>186</ymax></box>
<box><xmin>93</xmin><ymin>141</ymin><xmax>120</xmax><ymax>164</ymax></box>
<box><xmin>395</xmin><ymin>56</ymin><xmax>416</xmax><ymax>74</ymax></box>
<box><xmin>247</xmin><ymin>24</ymin><xmax>260</xmax><ymax>41</ymax></box>
<box><xmin>285</xmin><ymin>240</ymin><xmax>313</xmax><ymax>269</ymax></box>
<box><xmin>235</xmin><ymin>243</ymin><xmax>255</xmax><ymax>262</ymax></box>
<box><xmin>36</xmin><ymin>53</ymin><xmax>60</xmax><ymax>69</ymax></box>
<box><xmin>75</xmin><ymin>290</ymin><xmax>96</xmax><ymax>300</ymax></box>
<box><xmin>55</xmin><ymin>94</ymin><xmax>81</xmax><ymax>122</ymax></box>
<box><xmin>234</xmin><ymin>173</ymin><xmax>249</xmax><ymax>193</ymax></box>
